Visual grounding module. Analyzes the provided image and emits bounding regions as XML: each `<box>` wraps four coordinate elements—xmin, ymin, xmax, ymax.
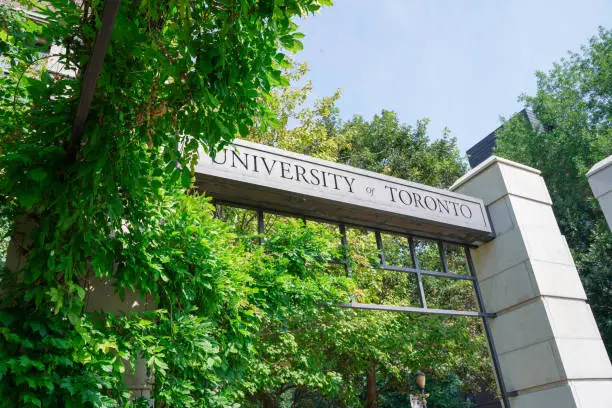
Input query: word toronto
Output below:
<box><xmin>213</xmin><ymin>148</ymin><xmax>473</xmax><ymax>220</ymax></box>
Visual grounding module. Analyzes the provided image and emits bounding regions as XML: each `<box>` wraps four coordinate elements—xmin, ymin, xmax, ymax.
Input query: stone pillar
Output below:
<box><xmin>5</xmin><ymin>220</ymin><xmax>155</xmax><ymax>406</ymax></box>
<box><xmin>451</xmin><ymin>156</ymin><xmax>612</xmax><ymax>408</ymax></box>
<box><xmin>86</xmin><ymin>276</ymin><xmax>155</xmax><ymax>406</ymax></box>
<box><xmin>4</xmin><ymin>217</ymin><xmax>37</xmax><ymax>276</ymax></box>
<box><xmin>587</xmin><ymin>155</ymin><xmax>612</xmax><ymax>230</ymax></box>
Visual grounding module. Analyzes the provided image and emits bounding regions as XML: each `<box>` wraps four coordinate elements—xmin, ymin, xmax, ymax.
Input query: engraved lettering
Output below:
<box><xmin>202</xmin><ymin>143</ymin><xmax>487</xmax><ymax>232</ymax></box>
<box><xmin>436</xmin><ymin>198</ymin><xmax>450</xmax><ymax>214</ymax></box>
<box><xmin>280</xmin><ymin>161</ymin><xmax>293</xmax><ymax>180</ymax></box>
<box><xmin>310</xmin><ymin>168</ymin><xmax>321</xmax><ymax>185</ymax></box>
<box><xmin>460</xmin><ymin>204</ymin><xmax>473</xmax><ymax>219</ymax></box>
<box><xmin>343</xmin><ymin>176</ymin><xmax>355</xmax><ymax>193</ymax></box>
<box><xmin>295</xmin><ymin>165</ymin><xmax>310</xmax><ymax>184</ymax></box>
<box><xmin>424</xmin><ymin>195</ymin><xmax>437</xmax><ymax>211</ymax></box>
<box><xmin>398</xmin><ymin>189</ymin><xmax>413</xmax><ymax>205</ymax></box>
<box><xmin>231</xmin><ymin>151</ymin><xmax>249</xmax><ymax>170</ymax></box>
<box><xmin>261</xmin><ymin>157</ymin><xmax>277</xmax><ymax>175</ymax></box>
<box><xmin>212</xmin><ymin>149</ymin><xmax>227</xmax><ymax>165</ymax></box>
<box><xmin>252</xmin><ymin>154</ymin><xmax>259</xmax><ymax>172</ymax></box>
<box><xmin>413</xmin><ymin>192</ymin><xmax>424</xmax><ymax>208</ymax></box>
<box><xmin>329</xmin><ymin>173</ymin><xmax>341</xmax><ymax>190</ymax></box>
<box><xmin>449</xmin><ymin>201</ymin><xmax>460</xmax><ymax>216</ymax></box>
<box><xmin>385</xmin><ymin>185</ymin><xmax>398</xmax><ymax>202</ymax></box>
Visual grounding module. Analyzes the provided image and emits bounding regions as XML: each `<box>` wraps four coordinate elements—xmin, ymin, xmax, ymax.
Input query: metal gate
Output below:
<box><xmin>213</xmin><ymin>201</ymin><xmax>510</xmax><ymax>407</ymax></box>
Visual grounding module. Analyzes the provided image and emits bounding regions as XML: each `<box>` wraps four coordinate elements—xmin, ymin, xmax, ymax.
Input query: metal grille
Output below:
<box><xmin>213</xmin><ymin>201</ymin><xmax>510</xmax><ymax>407</ymax></box>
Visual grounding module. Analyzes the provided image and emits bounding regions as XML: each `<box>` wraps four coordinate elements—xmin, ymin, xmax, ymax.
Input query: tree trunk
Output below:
<box><xmin>366</xmin><ymin>359</ymin><xmax>377</xmax><ymax>408</ymax></box>
<box><xmin>261</xmin><ymin>393</ymin><xmax>278</xmax><ymax>408</ymax></box>
<box><xmin>4</xmin><ymin>216</ymin><xmax>36</xmax><ymax>275</ymax></box>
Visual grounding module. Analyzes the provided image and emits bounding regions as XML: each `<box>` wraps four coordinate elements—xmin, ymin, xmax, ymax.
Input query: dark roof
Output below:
<box><xmin>467</xmin><ymin>108</ymin><xmax>542</xmax><ymax>168</ymax></box>
<box><xmin>467</xmin><ymin>129</ymin><xmax>497</xmax><ymax>168</ymax></box>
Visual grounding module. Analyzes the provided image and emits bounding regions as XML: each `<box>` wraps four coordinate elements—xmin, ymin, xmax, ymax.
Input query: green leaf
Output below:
<box><xmin>181</xmin><ymin>167</ymin><xmax>192</xmax><ymax>188</ymax></box>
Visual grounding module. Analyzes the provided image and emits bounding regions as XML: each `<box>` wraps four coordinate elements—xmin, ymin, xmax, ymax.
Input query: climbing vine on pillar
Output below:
<box><xmin>0</xmin><ymin>0</ymin><xmax>333</xmax><ymax>406</ymax></box>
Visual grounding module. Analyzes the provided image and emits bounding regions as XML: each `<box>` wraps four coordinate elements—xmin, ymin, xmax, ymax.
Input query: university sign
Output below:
<box><xmin>194</xmin><ymin>142</ymin><xmax>612</xmax><ymax>408</ymax></box>
<box><xmin>195</xmin><ymin>139</ymin><xmax>493</xmax><ymax>244</ymax></box>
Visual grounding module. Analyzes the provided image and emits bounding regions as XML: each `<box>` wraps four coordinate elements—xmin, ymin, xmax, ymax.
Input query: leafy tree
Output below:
<box><xmin>245</xmin><ymin>67</ymin><xmax>492</xmax><ymax>408</ymax></box>
<box><xmin>379</xmin><ymin>374</ymin><xmax>471</xmax><ymax>408</ymax></box>
<box><xmin>248</xmin><ymin>60</ymin><xmax>346</xmax><ymax>161</ymax></box>
<box><xmin>0</xmin><ymin>0</ymin><xmax>336</xmax><ymax>406</ymax></box>
<box><xmin>240</xmin><ymin>217</ymin><xmax>351</xmax><ymax>408</ymax></box>
<box><xmin>494</xmin><ymin>27</ymin><xmax>612</xmax><ymax>352</ymax></box>
<box><xmin>340</xmin><ymin>112</ymin><xmax>468</xmax><ymax>188</ymax></box>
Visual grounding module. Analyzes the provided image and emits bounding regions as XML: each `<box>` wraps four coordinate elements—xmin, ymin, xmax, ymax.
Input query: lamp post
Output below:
<box><xmin>415</xmin><ymin>371</ymin><xmax>426</xmax><ymax>393</ymax></box>
<box><xmin>411</xmin><ymin>371</ymin><xmax>428</xmax><ymax>408</ymax></box>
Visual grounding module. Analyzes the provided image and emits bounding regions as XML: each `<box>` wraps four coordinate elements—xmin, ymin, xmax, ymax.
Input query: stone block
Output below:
<box><xmin>85</xmin><ymin>277</ymin><xmax>155</xmax><ymax>314</ymax></box>
<box><xmin>487</xmin><ymin>197</ymin><xmax>514</xmax><ymax>235</ymax></box>
<box><xmin>498</xmin><ymin>339</ymin><xmax>563</xmax><ymax>392</ymax></box>
<box><xmin>479</xmin><ymin>261</ymin><xmax>536</xmax><ymax>313</ymax></box>
<box><xmin>471</xmin><ymin>227</ymin><xmax>528</xmax><ymax>280</ymax></box>
<box><xmin>570</xmin><ymin>379</ymin><xmax>612</xmax><ymax>408</ymax></box>
<box><xmin>507</xmin><ymin>195</ymin><xmax>560</xmax><ymax>235</ymax></box>
<box><xmin>587</xmin><ymin>155</ymin><xmax>612</xmax><ymax>199</ymax></box>
<box><xmin>520</xmin><ymin>224</ymin><xmax>576</xmax><ymax>266</ymax></box>
<box><xmin>197</xmin><ymin>140</ymin><xmax>493</xmax><ymax>243</ymax></box>
<box><xmin>452</xmin><ymin>161</ymin><xmax>507</xmax><ymax>206</ymax></box>
<box><xmin>544</xmin><ymin>297</ymin><xmax>602</xmax><ymax>340</ymax></box>
<box><xmin>510</xmin><ymin>382</ymin><xmax>576</xmax><ymax>408</ymax></box>
<box><xmin>530</xmin><ymin>260</ymin><xmax>586</xmax><ymax>300</ymax></box>
<box><xmin>587</xmin><ymin>155</ymin><xmax>612</xmax><ymax>230</ymax></box>
<box><xmin>453</xmin><ymin>156</ymin><xmax>612</xmax><ymax>406</ymax></box>
<box><xmin>555</xmin><ymin>338</ymin><xmax>612</xmax><ymax>379</ymax></box>
<box><xmin>597</xmin><ymin>191</ymin><xmax>612</xmax><ymax>230</ymax></box>
<box><xmin>491</xmin><ymin>299</ymin><xmax>553</xmax><ymax>354</ymax></box>
<box><xmin>499</xmin><ymin>163</ymin><xmax>552</xmax><ymax>204</ymax></box>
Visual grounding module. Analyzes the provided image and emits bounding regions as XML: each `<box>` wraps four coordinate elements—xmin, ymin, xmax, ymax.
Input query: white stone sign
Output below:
<box><xmin>587</xmin><ymin>155</ymin><xmax>612</xmax><ymax>230</ymax></box>
<box><xmin>195</xmin><ymin>139</ymin><xmax>492</xmax><ymax>241</ymax></box>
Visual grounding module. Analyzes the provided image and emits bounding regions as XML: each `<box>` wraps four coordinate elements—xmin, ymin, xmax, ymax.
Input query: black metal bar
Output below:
<box><xmin>408</xmin><ymin>236</ymin><xmax>420</xmax><ymax>269</ymax></box>
<box><xmin>210</xmin><ymin>199</ymin><xmax>479</xmax><ymax>248</ymax></box>
<box><xmin>212</xmin><ymin>203</ymin><xmax>221</xmax><ymax>219</ymax></box>
<box><xmin>257</xmin><ymin>208</ymin><xmax>264</xmax><ymax>244</ymax></box>
<box><xmin>257</xmin><ymin>208</ymin><xmax>264</xmax><ymax>234</ymax></box>
<box><xmin>375</xmin><ymin>231</ymin><xmax>386</xmax><ymax>266</ymax></box>
<box><xmin>68</xmin><ymin>0</ymin><xmax>122</xmax><ymax>161</ymax></box>
<box><xmin>380</xmin><ymin>264</ymin><xmax>475</xmax><ymax>281</ymax></box>
<box><xmin>416</xmin><ymin>269</ymin><xmax>428</xmax><ymax>309</ymax></box>
<box><xmin>409</xmin><ymin>237</ymin><xmax>428</xmax><ymax>309</ymax></box>
<box><xmin>342</xmin><ymin>302</ymin><xmax>486</xmax><ymax>317</ymax></box>
<box><xmin>465</xmin><ymin>247</ymin><xmax>511</xmax><ymax>408</ymax></box>
<box><xmin>439</xmin><ymin>241</ymin><xmax>449</xmax><ymax>273</ymax></box>
<box><xmin>339</xmin><ymin>223</ymin><xmax>351</xmax><ymax>276</ymax></box>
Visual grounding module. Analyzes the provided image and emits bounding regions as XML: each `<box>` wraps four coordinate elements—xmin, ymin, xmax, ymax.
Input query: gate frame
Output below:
<box><xmin>214</xmin><ymin>200</ymin><xmax>511</xmax><ymax>407</ymax></box>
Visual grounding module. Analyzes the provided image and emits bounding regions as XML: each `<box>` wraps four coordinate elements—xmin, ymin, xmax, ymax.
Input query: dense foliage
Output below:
<box><xmin>245</xmin><ymin>65</ymin><xmax>494</xmax><ymax>408</ymax></box>
<box><xmin>0</xmin><ymin>0</ymin><xmax>498</xmax><ymax>406</ymax></box>
<box><xmin>494</xmin><ymin>27</ymin><xmax>612</xmax><ymax>352</ymax></box>
<box><xmin>0</xmin><ymin>0</ymin><xmax>336</xmax><ymax>406</ymax></box>
<box><xmin>340</xmin><ymin>115</ymin><xmax>467</xmax><ymax>188</ymax></box>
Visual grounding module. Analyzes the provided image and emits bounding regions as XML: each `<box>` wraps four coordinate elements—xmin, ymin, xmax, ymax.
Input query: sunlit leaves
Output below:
<box><xmin>243</xmin><ymin>65</ymin><xmax>492</xmax><ymax>405</ymax></box>
<box><xmin>494</xmin><ymin>27</ymin><xmax>612</xmax><ymax>353</ymax></box>
<box><xmin>0</xmin><ymin>0</ymin><xmax>334</xmax><ymax>406</ymax></box>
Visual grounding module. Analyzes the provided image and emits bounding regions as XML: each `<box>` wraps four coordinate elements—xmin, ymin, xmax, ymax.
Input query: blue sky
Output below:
<box><xmin>296</xmin><ymin>0</ymin><xmax>611</xmax><ymax>154</ymax></box>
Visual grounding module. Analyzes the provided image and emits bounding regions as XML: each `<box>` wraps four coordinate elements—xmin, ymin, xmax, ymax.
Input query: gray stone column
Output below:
<box><xmin>451</xmin><ymin>156</ymin><xmax>612</xmax><ymax>408</ymax></box>
<box><xmin>86</xmin><ymin>276</ymin><xmax>156</xmax><ymax>406</ymax></box>
<box><xmin>587</xmin><ymin>155</ymin><xmax>612</xmax><ymax>230</ymax></box>
<box><xmin>5</xmin><ymin>220</ymin><xmax>155</xmax><ymax>406</ymax></box>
